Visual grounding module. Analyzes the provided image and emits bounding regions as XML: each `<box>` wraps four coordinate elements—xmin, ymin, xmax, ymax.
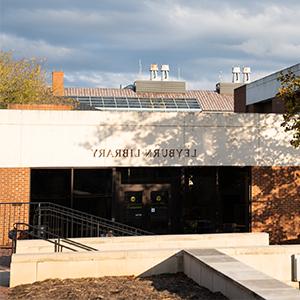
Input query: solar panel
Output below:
<box><xmin>116</xmin><ymin>98</ymin><xmax>128</xmax><ymax>108</ymax></box>
<box><xmin>152</xmin><ymin>98</ymin><xmax>165</xmax><ymax>108</ymax></box>
<box><xmin>128</xmin><ymin>98</ymin><xmax>141</xmax><ymax>108</ymax></box>
<box><xmin>72</xmin><ymin>96</ymin><xmax>202</xmax><ymax>112</ymax></box>
<box><xmin>187</xmin><ymin>99</ymin><xmax>200</xmax><ymax>109</ymax></box>
<box><xmin>140</xmin><ymin>99</ymin><xmax>152</xmax><ymax>108</ymax></box>
<box><xmin>164</xmin><ymin>99</ymin><xmax>177</xmax><ymax>108</ymax></box>
<box><xmin>175</xmin><ymin>100</ymin><xmax>188</xmax><ymax>108</ymax></box>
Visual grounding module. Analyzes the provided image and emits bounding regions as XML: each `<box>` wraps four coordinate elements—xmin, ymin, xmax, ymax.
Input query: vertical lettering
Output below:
<box><xmin>136</xmin><ymin>149</ymin><xmax>141</xmax><ymax>157</ymax></box>
<box><xmin>145</xmin><ymin>150</ymin><xmax>152</xmax><ymax>157</ymax></box>
<box><xmin>162</xmin><ymin>149</ymin><xmax>168</xmax><ymax>157</ymax></box>
<box><xmin>153</xmin><ymin>149</ymin><xmax>160</xmax><ymax>157</ymax></box>
<box><xmin>98</xmin><ymin>149</ymin><xmax>105</xmax><ymax>157</ymax></box>
<box><xmin>191</xmin><ymin>149</ymin><xmax>197</xmax><ymax>157</ymax></box>
<box><xmin>176</xmin><ymin>149</ymin><xmax>183</xmax><ymax>157</ymax></box>
<box><xmin>185</xmin><ymin>149</ymin><xmax>190</xmax><ymax>157</ymax></box>
<box><xmin>115</xmin><ymin>149</ymin><xmax>121</xmax><ymax>157</ymax></box>
<box><xmin>93</xmin><ymin>149</ymin><xmax>98</xmax><ymax>157</ymax></box>
<box><xmin>123</xmin><ymin>149</ymin><xmax>128</xmax><ymax>157</ymax></box>
<box><xmin>106</xmin><ymin>150</ymin><xmax>113</xmax><ymax>157</ymax></box>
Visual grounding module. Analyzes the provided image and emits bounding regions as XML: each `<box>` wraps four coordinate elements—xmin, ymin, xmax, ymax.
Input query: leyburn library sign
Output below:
<box><xmin>93</xmin><ymin>148</ymin><xmax>197</xmax><ymax>159</ymax></box>
<box><xmin>0</xmin><ymin>111</ymin><xmax>299</xmax><ymax>167</ymax></box>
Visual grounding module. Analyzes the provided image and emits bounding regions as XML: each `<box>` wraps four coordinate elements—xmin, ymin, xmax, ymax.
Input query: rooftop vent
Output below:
<box><xmin>150</xmin><ymin>64</ymin><xmax>159</xmax><ymax>80</ymax></box>
<box><xmin>135</xmin><ymin>64</ymin><xmax>185</xmax><ymax>93</ymax></box>
<box><xmin>242</xmin><ymin>67</ymin><xmax>251</xmax><ymax>83</ymax></box>
<box><xmin>232</xmin><ymin>66</ymin><xmax>241</xmax><ymax>83</ymax></box>
<box><xmin>161</xmin><ymin>64</ymin><xmax>170</xmax><ymax>81</ymax></box>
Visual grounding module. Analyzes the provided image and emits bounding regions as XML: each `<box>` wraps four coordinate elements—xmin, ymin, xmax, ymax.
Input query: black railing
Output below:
<box><xmin>0</xmin><ymin>201</ymin><xmax>152</xmax><ymax>246</ymax></box>
<box><xmin>11</xmin><ymin>223</ymin><xmax>99</xmax><ymax>253</ymax></box>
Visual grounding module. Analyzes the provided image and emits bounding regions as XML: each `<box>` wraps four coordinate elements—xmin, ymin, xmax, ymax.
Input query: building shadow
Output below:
<box><xmin>138</xmin><ymin>251</ymin><xmax>227</xmax><ymax>299</ymax></box>
<box><xmin>0</xmin><ymin>253</ymin><xmax>11</xmax><ymax>287</ymax></box>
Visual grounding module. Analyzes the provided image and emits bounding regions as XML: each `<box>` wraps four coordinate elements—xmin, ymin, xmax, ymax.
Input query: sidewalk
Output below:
<box><xmin>0</xmin><ymin>248</ymin><xmax>11</xmax><ymax>299</ymax></box>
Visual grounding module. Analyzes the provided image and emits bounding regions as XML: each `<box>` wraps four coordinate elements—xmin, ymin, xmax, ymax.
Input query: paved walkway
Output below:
<box><xmin>0</xmin><ymin>249</ymin><xmax>11</xmax><ymax>289</ymax></box>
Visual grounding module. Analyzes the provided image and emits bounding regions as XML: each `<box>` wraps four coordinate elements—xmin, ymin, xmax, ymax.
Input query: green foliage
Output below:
<box><xmin>0</xmin><ymin>51</ymin><xmax>76</xmax><ymax>106</ymax></box>
<box><xmin>277</xmin><ymin>71</ymin><xmax>300</xmax><ymax>148</ymax></box>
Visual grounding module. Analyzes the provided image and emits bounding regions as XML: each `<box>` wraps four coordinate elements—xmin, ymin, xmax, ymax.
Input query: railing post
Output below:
<box><xmin>90</xmin><ymin>216</ymin><xmax>93</xmax><ymax>237</ymax></box>
<box><xmin>70</xmin><ymin>168</ymin><xmax>74</xmax><ymax>238</ymax></box>
<box><xmin>71</xmin><ymin>217</ymin><xmax>74</xmax><ymax>237</ymax></box>
<box><xmin>38</xmin><ymin>203</ymin><xmax>41</xmax><ymax>238</ymax></box>
<box><xmin>11</xmin><ymin>227</ymin><xmax>18</xmax><ymax>254</ymax></box>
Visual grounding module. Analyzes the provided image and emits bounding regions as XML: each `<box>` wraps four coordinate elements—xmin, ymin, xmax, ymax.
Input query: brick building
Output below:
<box><xmin>234</xmin><ymin>63</ymin><xmax>300</xmax><ymax>113</ymax></box>
<box><xmin>0</xmin><ymin>65</ymin><xmax>299</xmax><ymax>246</ymax></box>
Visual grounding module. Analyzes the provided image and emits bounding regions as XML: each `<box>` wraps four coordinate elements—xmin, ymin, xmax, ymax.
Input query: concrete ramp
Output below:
<box><xmin>184</xmin><ymin>249</ymin><xmax>300</xmax><ymax>300</ymax></box>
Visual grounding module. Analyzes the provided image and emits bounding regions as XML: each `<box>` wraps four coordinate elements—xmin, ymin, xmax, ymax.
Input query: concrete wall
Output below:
<box><xmin>12</xmin><ymin>247</ymin><xmax>300</xmax><ymax>299</ymax></box>
<box><xmin>15</xmin><ymin>233</ymin><xmax>269</xmax><ymax>254</ymax></box>
<box><xmin>11</xmin><ymin>234</ymin><xmax>300</xmax><ymax>297</ymax></box>
<box><xmin>11</xmin><ymin>241</ymin><xmax>300</xmax><ymax>299</ymax></box>
<box><xmin>11</xmin><ymin>232</ymin><xmax>269</xmax><ymax>287</ymax></box>
<box><xmin>0</xmin><ymin>110</ymin><xmax>299</xmax><ymax>167</ymax></box>
<box><xmin>10</xmin><ymin>248</ymin><xmax>182</xmax><ymax>287</ymax></box>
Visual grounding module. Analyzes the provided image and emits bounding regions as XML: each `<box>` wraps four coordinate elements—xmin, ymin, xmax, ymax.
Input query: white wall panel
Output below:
<box><xmin>246</xmin><ymin>63</ymin><xmax>300</xmax><ymax>105</ymax></box>
<box><xmin>0</xmin><ymin>110</ymin><xmax>298</xmax><ymax>167</ymax></box>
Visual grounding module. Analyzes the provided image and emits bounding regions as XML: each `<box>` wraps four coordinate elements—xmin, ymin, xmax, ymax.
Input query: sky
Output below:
<box><xmin>0</xmin><ymin>0</ymin><xmax>300</xmax><ymax>90</ymax></box>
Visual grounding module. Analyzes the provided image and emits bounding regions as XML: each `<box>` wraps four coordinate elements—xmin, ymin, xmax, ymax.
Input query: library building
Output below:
<box><xmin>0</xmin><ymin>63</ymin><xmax>299</xmax><ymax>247</ymax></box>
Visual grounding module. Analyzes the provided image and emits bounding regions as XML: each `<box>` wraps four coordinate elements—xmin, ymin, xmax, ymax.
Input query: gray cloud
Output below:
<box><xmin>1</xmin><ymin>0</ymin><xmax>299</xmax><ymax>89</ymax></box>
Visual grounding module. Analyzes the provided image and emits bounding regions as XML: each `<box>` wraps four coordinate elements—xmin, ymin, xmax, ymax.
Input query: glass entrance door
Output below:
<box><xmin>124</xmin><ymin>190</ymin><xmax>145</xmax><ymax>229</ymax></box>
<box><xmin>121</xmin><ymin>184</ymin><xmax>171</xmax><ymax>233</ymax></box>
<box><xmin>149</xmin><ymin>190</ymin><xmax>169</xmax><ymax>233</ymax></box>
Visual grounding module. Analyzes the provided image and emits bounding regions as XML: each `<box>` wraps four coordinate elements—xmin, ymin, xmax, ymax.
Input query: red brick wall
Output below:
<box><xmin>234</xmin><ymin>85</ymin><xmax>246</xmax><ymax>112</ymax></box>
<box><xmin>7</xmin><ymin>104</ymin><xmax>73</xmax><ymax>110</ymax></box>
<box><xmin>272</xmin><ymin>97</ymin><xmax>285</xmax><ymax>113</ymax></box>
<box><xmin>251</xmin><ymin>166</ymin><xmax>300</xmax><ymax>244</ymax></box>
<box><xmin>0</xmin><ymin>168</ymin><xmax>30</xmax><ymax>247</ymax></box>
<box><xmin>52</xmin><ymin>71</ymin><xmax>64</xmax><ymax>96</ymax></box>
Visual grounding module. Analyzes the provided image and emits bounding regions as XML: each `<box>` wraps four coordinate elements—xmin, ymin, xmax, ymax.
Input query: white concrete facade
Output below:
<box><xmin>0</xmin><ymin>110</ymin><xmax>299</xmax><ymax>167</ymax></box>
<box><xmin>246</xmin><ymin>63</ymin><xmax>300</xmax><ymax>105</ymax></box>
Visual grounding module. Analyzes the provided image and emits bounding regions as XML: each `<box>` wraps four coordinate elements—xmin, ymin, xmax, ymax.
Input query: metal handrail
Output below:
<box><xmin>37</xmin><ymin>202</ymin><xmax>152</xmax><ymax>235</ymax></box>
<box><xmin>37</xmin><ymin>205</ymin><xmax>148</xmax><ymax>236</ymax></box>
<box><xmin>38</xmin><ymin>209</ymin><xmax>136</xmax><ymax>236</ymax></box>
<box><xmin>1</xmin><ymin>201</ymin><xmax>152</xmax><ymax>246</ymax></box>
<box><xmin>11</xmin><ymin>222</ymin><xmax>98</xmax><ymax>253</ymax></box>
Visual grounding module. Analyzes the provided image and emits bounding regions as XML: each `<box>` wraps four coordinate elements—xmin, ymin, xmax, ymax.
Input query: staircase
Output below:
<box><xmin>11</xmin><ymin>222</ymin><xmax>99</xmax><ymax>253</ymax></box>
<box><xmin>31</xmin><ymin>202</ymin><xmax>152</xmax><ymax>237</ymax></box>
<box><xmin>0</xmin><ymin>201</ymin><xmax>152</xmax><ymax>248</ymax></box>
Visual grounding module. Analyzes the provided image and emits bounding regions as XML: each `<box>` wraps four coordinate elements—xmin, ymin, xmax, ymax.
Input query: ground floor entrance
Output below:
<box><xmin>30</xmin><ymin>166</ymin><xmax>251</xmax><ymax>234</ymax></box>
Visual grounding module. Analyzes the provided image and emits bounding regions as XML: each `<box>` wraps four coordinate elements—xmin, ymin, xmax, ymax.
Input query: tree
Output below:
<box><xmin>0</xmin><ymin>51</ymin><xmax>75</xmax><ymax>106</ymax></box>
<box><xmin>277</xmin><ymin>71</ymin><xmax>300</xmax><ymax>148</ymax></box>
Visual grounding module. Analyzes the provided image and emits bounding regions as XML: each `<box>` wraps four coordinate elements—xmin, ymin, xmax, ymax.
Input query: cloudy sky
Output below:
<box><xmin>0</xmin><ymin>0</ymin><xmax>299</xmax><ymax>90</ymax></box>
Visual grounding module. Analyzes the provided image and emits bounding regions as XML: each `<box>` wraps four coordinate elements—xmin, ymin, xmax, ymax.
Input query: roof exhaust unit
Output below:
<box><xmin>150</xmin><ymin>64</ymin><xmax>159</xmax><ymax>80</ymax></box>
<box><xmin>161</xmin><ymin>64</ymin><xmax>170</xmax><ymax>81</ymax></box>
<box><xmin>242</xmin><ymin>67</ymin><xmax>251</xmax><ymax>83</ymax></box>
<box><xmin>232</xmin><ymin>66</ymin><xmax>241</xmax><ymax>83</ymax></box>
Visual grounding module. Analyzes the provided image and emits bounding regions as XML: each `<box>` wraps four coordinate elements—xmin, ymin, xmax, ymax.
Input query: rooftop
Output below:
<box><xmin>64</xmin><ymin>88</ymin><xmax>234</xmax><ymax>112</ymax></box>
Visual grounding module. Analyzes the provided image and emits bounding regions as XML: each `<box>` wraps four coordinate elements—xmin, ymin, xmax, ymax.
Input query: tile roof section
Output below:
<box><xmin>64</xmin><ymin>88</ymin><xmax>233</xmax><ymax>111</ymax></box>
